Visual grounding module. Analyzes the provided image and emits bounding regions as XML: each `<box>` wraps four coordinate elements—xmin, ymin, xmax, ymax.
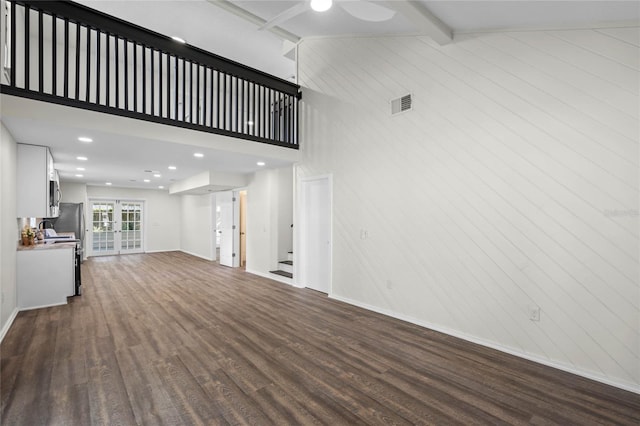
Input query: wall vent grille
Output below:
<box><xmin>391</xmin><ymin>94</ymin><xmax>412</xmax><ymax>115</ymax></box>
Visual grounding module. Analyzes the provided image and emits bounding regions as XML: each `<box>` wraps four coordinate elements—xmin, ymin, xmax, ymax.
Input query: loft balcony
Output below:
<box><xmin>0</xmin><ymin>0</ymin><xmax>300</xmax><ymax>149</ymax></box>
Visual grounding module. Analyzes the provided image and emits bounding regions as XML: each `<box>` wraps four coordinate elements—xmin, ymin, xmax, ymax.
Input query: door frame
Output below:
<box><xmin>87</xmin><ymin>197</ymin><xmax>146</xmax><ymax>257</ymax></box>
<box><xmin>295</xmin><ymin>174</ymin><xmax>332</xmax><ymax>294</ymax></box>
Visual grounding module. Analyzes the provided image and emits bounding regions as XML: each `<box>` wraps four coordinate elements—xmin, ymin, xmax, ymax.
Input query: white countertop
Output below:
<box><xmin>17</xmin><ymin>232</ymin><xmax>77</xmax><ymax>251</ymax></box>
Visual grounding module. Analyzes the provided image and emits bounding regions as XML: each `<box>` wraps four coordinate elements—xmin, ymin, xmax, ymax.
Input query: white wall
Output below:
<box><xmin>297</xmin><ymin>28</ymin><xmax>639</xmax><ymax>391</ymax></box>
<box><xmin>86</xmin><ymin>186</ymin><xmax>181</xmax><ymax>253</ymax></box>
<box><xmin>0</xmin><ymin>122</ymin><xmax>18</xmax><ymax>339</ymax></box>
<box><xmin>60</xmin><ymin>182</ymin><xmax>87</xmax><ymax>205</ymax></box>
<box><xmin>180</xmin><ymin>194</ymin><xmax>215</xmax><ymax>260</ymax></box>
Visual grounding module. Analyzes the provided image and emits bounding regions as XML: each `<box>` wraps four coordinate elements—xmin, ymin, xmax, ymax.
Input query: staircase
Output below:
<box><xmin>270</xmin><ymin>252</ymin><xmax>293</xmax><ymax>279</ymax></box>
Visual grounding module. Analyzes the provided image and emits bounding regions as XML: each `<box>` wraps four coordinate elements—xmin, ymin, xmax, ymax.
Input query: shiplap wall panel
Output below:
<box><xmin>297</xmin><ymin>27</ymin><xmax>639</xmax><ymax>390</ymax></box>
<box><xmin>596</xmin><ymin>27</ymin><xmax>640</xmax><ymax>47</ymax></box>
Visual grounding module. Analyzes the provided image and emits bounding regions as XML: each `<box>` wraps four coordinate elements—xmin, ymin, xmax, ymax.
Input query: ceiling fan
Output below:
<box><xmin>258</xmin><ymin>0</ymin><xmax>397</xmax><ymax>31</ymax></box>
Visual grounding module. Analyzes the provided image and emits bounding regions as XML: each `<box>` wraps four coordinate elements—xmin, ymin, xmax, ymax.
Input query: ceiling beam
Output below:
<box><xmin>384</xmin><ymin>1</ymin><xmax>452</xmax><ymax>45</ymax></box>
<box><xmin>205</xmin><ymin>0</ymin><xmax>300</xmax><ymax>44</ymax></box>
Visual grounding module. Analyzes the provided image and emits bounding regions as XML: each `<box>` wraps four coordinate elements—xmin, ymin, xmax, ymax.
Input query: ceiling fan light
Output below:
<box><xmin>311</xmin><ymin>0</ymin><xmax>332</xmax><ymax>13</ymax></box>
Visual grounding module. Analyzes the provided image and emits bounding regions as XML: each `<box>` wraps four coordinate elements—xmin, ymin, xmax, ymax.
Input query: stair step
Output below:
<box><xmin>270</xmin><ymin>270</ymin><xmax>293</xmax><ymax>279</ymax></box>
<box><xmin>278</xmin><ymin>260</ymin><xmax>293</xmax><ymax>273</ymax></box>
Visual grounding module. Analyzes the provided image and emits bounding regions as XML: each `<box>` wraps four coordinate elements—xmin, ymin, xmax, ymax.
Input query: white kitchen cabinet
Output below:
<box><xmin>17</xmin><ymin>144</ymin><xmax>60</xmax><ymax>218</ymax></box>
<box><xmin>17</xmin><ymin>246</ymin><xmax>75</xmax><ymax>309</ymax></box>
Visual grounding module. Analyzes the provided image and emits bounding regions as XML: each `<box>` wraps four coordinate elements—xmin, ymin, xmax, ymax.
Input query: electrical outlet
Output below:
<box><xmin>529</xmin><ymin>306</ymin><xmax>541</xmax><ymax>322</ymax></box>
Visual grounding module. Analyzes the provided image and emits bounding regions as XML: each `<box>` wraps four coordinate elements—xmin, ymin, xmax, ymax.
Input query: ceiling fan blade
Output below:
<box><xmin>259</xmin><ymin>2</ymin><xmax>310</xmax><ymax>31</ymax></box>
<box><xmin>339</xmin><ymin>0</ymin><xmax>396</xmax><ymax>22</ymax></box>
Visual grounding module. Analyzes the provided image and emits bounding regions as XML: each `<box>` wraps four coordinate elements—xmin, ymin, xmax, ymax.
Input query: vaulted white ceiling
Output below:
<box><xmin>3</xmin><ymin>1</ymin><xmax>638</xmax><ymax>192</ymax></box>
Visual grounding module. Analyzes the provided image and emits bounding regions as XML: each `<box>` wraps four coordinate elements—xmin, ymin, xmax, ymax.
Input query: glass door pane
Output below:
<box><xmin>90</xmin><ymin>201</ymin><xmax>118</xmax><ymax>256</ymax></box>
<box><xmin>119</xmin><ymin>201</ymin><xmax>143</xmax><ymax>254</ymax></box>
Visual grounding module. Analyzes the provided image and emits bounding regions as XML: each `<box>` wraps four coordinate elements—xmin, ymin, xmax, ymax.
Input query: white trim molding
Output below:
<box><xmin>0</xmin><ymin>307</ymin><xmax>18</xmax><ymax>344</ymax></box>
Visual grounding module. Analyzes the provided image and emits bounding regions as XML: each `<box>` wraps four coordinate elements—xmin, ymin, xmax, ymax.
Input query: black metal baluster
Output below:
<box><xmin>95</xmin><ymin>30</ymin><xmax>100</xmax><ymax>104</ymax></box>
<box><xmin>150</xmin><ymin>49</ymin><xmax>155</xmax><ymax>115</ymax></box>
<box><xmin>182</xmin><ymin>59</ymin><xmax>185</xmax><ymax>121</ymax></box>
<box><xmin>216</xmin><ymin>71</ymin><xmax>221</xmax><ymax>128</ymax></box>
<box><xmin>261</xmin><ymin>86</ymin><xmax>266</xmax><ymax>138</ymax></box>
<box><xmin>223</xmin><ymin>73</ymin><xmax>227</xmax><ymax>130</ymax></box>
<box><xmin>52</xmin><ymin>15</ymin><xmax>57</xmax><ymax>95</ymax></box>
<box><xmin>105</xmin><ymin>33</ymin><xmax>109</xmax><ymax>106</ymax></box>
<box><xmin>234</xmin><ymin>77</ymin><xmax>239</xmax><ymax>132</ymax></box>
<box><xmin>268</xmin><ymin>88</ymin><xmax>272</xmax><ymax>139</ymax></box>
<box><xmin>166</xmin><ymin>54</ymin><xmax>170</xmax><ymax>119</ymax></box>
<box><xmin>86</xmin><ymin>27</ymin><xmax>91</xmax><ymax>102</ymax></box>
<box><xmin>38</xmin><ymin>10</ymin><xmax>43</xmax><ymax>92</ymax></box>
<box><xmin>174</xmin><ymin>57</ymin><xmax>178</xmax><ymax>121</ymax></box>
<box><xmin>75</xmin><ymin>23</ymin><xmax>81</xmax><ymax>99</ymax></box>
<box><xmin>210</xmin><ymin>69</ymin><xmax>215</xmax><ymax>127</ymax></box>
<box><xmin>124</xmin><ymin>40</ymin><xmax>129</xmax><ymax>110</ymax></box>
<box><xmin>253</xmin><ymin>82</ymin><xmax>257</xmax><ymax>136</ymax></box>
<box><xmin>196</xmin><ymin>64</ymin><xmax>200</xmax><ymax>125</ymax></box>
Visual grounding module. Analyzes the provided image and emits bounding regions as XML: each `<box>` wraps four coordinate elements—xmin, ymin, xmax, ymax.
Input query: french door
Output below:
<box><xmin>90</xmin><ymin>200</ymin><xmax>144</xmax><ymax>256</ymax></box>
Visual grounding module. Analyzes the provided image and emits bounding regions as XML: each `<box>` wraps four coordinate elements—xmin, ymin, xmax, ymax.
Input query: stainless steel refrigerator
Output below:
<box><xmin>52</xmin><ymin>202</ymin><xmax>85</xmax><ymax>261</ymax></box>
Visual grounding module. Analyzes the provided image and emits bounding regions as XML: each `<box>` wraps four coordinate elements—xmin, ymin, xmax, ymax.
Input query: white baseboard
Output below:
<box><xmin>144</xmin><ymin>249</ymin><xmax>181</xmax><ymax>254</ymax></box>
<box><xmin>246</xmin><ymin>269</ymin><xmax>298</xmax><ymax>287</ymax></box>
<box><xmin>179</xmin><ymin>250</ymin><xmax>215</xmax><ymax>261</ymax></box>
<box><xmin>19</xmin><ymin>302</ymin><xmax>68</xmax><ymax>311</ymax></box>
<box><xmin>329</xmin><ymin>294</ymin><xmax>640</xmax><ymax>395</ymax></box>
<box><xmin>0</xmin><ymin>308</ymin><xmax>19</xmax><ymax>344</ymax></box>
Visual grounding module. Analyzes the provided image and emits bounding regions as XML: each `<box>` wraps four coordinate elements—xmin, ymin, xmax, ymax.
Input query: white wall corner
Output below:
<box><xmin>0</xmin><ymin>307</ymin><xmax>18</xmax><ymax>344</ymax></box>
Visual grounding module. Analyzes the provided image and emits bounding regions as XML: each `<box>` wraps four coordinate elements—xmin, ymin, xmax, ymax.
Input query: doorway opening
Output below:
<box><xmin>239</xmin><ymin>190</ymin><xmax>247</xmax><ymax>268</ymax></box>
<box><xmin>216</xmin><ymin>189</ymin><xmax>245</xmax><ymax>268</ymax></box>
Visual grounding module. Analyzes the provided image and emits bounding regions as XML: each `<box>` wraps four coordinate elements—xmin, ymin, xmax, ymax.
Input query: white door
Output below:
<box><xmin>217</xmin><ymin>191</ymin><xmax>239</xmax><ymax>267</ymax></box>
<box><xmin>299</xmin><ymin>176</ymin><xmax>331</xmax><ymax>293</ymax></box>
<box><xmin>90</xmin><ymin>201</ymin><xmax>118</xmax><ymax>256</ymax></box>
<box><xmin>90</xmin><ymin>200</ymin><xmax>144</xmax><ymax>256</ymax></box>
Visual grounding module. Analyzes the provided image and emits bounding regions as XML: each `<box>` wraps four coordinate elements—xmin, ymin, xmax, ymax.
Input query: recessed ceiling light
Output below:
<box><xmin>158</xmin><ymin>185</ymin><xmax>164</xmax><ymax>189</ymax></box>
<box><xmin>77</xmin><ymin>137</ymin><xmax>93</xmax><ymax>142</ymax></box>
<box><xmin>153</xmin><ymin>174</ymin><xmax>161</xmax><ymax>178</ymax></box>
<box><xmin>105</xmin><ymin>182</ymin><xmax>112</xmax><ymax>186</ymax></box>
<box><xmin>76</xmin><ymin>167</ymin><xmax>85</xmax><ymax>171</ymax></box>
<box><xmin>171</xmin><ymin>36</ymin><xmax>186</xmax><ymax>44</ymax></box>
<box><xmin>257</xmin><ymin>161</ymin><xmax>266</xmax><ymax>166</ymax></box>
<box><xmin>75</xmin><ymin>174</ymin><xmax>83</xmax><ymax>177</ymax></box>
<box><xmin>194</xmin><ymin>153</ymin><xmax>204</xmax><ymax>158</ymax></box>
<box><xmin>143</xmin><ymin>179</ymin><xmax>150</xmax><ymax>183</ymax></box>
<box><xmin>168</xmin><ymin>166</ymin><xmax>177</xmax><ymax>170</ymax></box>
<box><xmin>247</xmin><ymin>121</ymin><xmax>254</xmax><ymax>126</ymax></box>
<box><xmin>310</xmin><ymin>0</ymin><xmax>332</xmax><ymax>12</ymax></box>
<box><xmin>77</xmin><ymin>156</ymin><xmax>88</xmax><ymax>161</ymax></box>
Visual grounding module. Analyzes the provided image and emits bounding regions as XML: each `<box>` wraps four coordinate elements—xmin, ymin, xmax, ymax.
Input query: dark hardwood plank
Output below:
<box><xmin>1</xmin><ymin>251</ymin><xmax>638</xmax><ymax>425</ymax></box>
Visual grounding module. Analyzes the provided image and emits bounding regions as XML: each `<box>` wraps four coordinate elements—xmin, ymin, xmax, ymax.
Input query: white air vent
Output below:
<box><xmin>391</xmin><ymin>94</ymin><xmax>412</xmax><ymax>115</ymax></box>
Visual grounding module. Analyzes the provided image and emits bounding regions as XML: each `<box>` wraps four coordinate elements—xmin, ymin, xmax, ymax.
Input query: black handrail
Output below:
<box><xmin>1</xmin><ymin>0</ymin><xmax>300</xmax><ymax>148</ymax></box>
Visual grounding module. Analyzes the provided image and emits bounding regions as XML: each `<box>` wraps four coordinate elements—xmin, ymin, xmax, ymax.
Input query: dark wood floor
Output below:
<box><xmin>2</xmin><ymin>252</ymin><xmax>638</xmax><ymax>425</ymax></box>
